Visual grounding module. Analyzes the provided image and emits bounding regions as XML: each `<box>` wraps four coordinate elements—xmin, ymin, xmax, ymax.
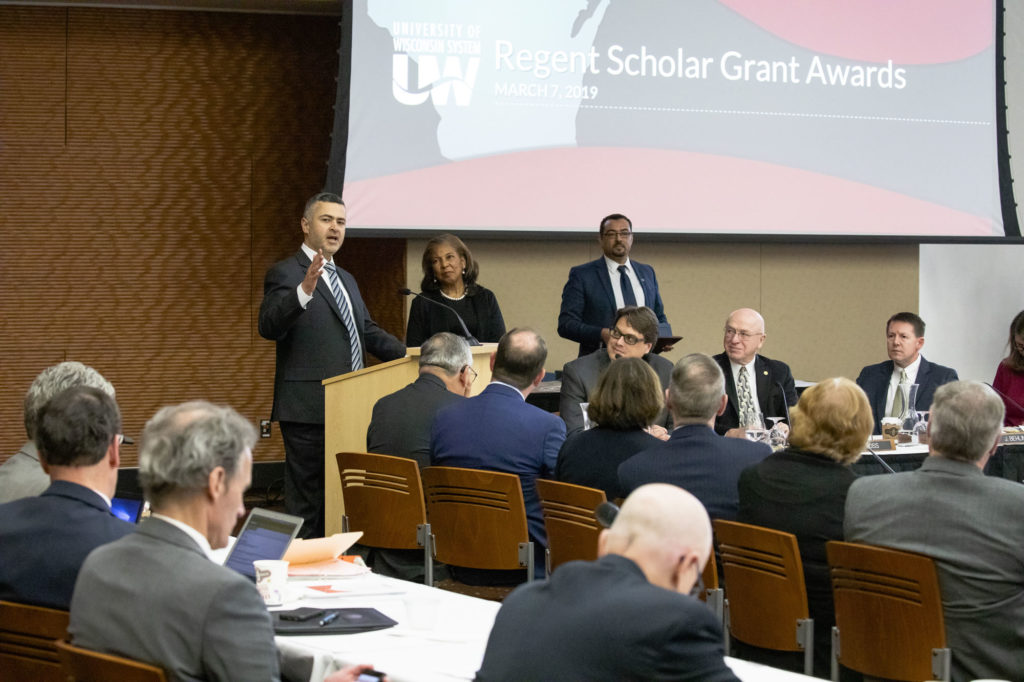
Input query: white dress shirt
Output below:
<box><xmin>603</xmin><ymin>256</ymin><xmax>645</xmax><ymax>310</ymax></box>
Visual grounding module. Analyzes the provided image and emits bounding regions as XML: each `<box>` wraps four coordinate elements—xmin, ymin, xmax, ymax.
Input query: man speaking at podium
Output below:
<box><xmin>259</xmin><ymin>192</ymin><xmax>405</xmax><ymax>537</ymax></box>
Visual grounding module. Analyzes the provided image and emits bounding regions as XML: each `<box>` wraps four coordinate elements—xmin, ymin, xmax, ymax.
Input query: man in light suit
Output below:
<box><xmin>619</xmin><ymin>353</ymin><xmax>771</xmax><ymax>521</ymax></box>
<box><xmin>431</xmin><ymin>328</ymin><xmax>566</xmax><ymax>553</ymax></box>
<box><xmin>259</xmin><ymin>192</ymin><xmax>406</xmax><ymax>537</ymax></box>
<box><xmin>0</xmin><ymin>361</ymin><xmax>116</xmax><ymax>504</ymax></box>
<box><xmin>557</xmin><ymin>213</ymin><xmax>672</xmax><ymax>357</ymax></box>
<box><xmin>0</xmin><ymin>385</ymin><xmax>133</xmax><ymax>609</ymax></box>
<box><xmin>367</xmin><ymin>332</ymin><xmax>474</xmax><ymax>469</ymax></box>
<box><xmin>712</xmin><ymin>308</ymin><xmax>798</xmax><ymax>437</ymax></box>
<box><xmin>855</xmin><ymin>312</ymin><xmax>959</xmax><ymax>434</ymax></box>
<box><xmin>69</xmin><ymin>401</ymin><xmax>374</xmax><ymax>682</ymax></box>
<box><xmin>560</xmin><ymin>305</ymin><xmax>673</xmax><ymax>437</ymax></box>
<box><xmin>845</xmin><ymin>381</ymin><xmax>1024</xmax><ymax>682</ymax></box>
<box><xmin>477</xmin><ymin>484</ymin><xmax>739</xmax><ymax>682</ymax></box>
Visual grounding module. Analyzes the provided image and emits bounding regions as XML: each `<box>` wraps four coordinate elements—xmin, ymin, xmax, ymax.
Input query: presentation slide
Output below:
<box><xmin>344</xmin><ymin>0</ymin><xmax>1001</xmax><ymax>237</ymax></box>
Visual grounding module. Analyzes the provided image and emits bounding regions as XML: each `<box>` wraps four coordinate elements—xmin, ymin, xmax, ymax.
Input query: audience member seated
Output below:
<box><xmin>476</xmin><ymin>483</ymin><xmax>739</xmax><ymax>682</ymax></box>
<box><xmin>856</xmin><ymin>311</ymin><xmax>959</xmax><ymax>434</ymax></box>
<box><xmin>845</xmin><ymin>381</ymin><xmax>1024</xmax><ymax>682</ymax></box>
<box><xmin>993</xmin><ymin>309</ymin><xmax>1024</xmax><ymax>426</ymax></box>
<box><xmin>737</xmin><ymin>377</ymin><xmax>873</xmax><ymax>678</ymax></box>
<box><xmin>0</xmin><ymin>386</ymin><xmax>133</xmax><ymax>609</ymax></box>
<box><xmin>69</xmin><ymin>401</ymin><xmax>373</xmax><ymax>682</ymax></box>
<box><xmin>712</xmin><ymin>308</ymin><xmax>798</xmax><ymax>438</ymax></box>
<box><xmin>559</xmin><ymin>305</ymin><xmax>673</xmax><ymax>437</ymax></box>
<box><xmin>0</xmin><ymin>361</ymin><xmax>116</xmax><ymax>503</ymax></box>
<box><xmin>405</xmin><ymin>233</ymin><xmax>506</xmax><ymax>346</ymax></box>
<box><xmin>431</xmin><ymin>328</ymin><xmax>565</xmax><ymax>580</ymax></box>
<box><xmin>367</xmin><ymin>332</ymin><xmax>474</xmax><ymax>468</ymax></box>
<box><xmin>618</xmin><ymin>353</ymin><xmax>771</xmax><ymax>521</ymax></box>
<box><xmin>556</xmin><ymin>357</ymin><xmax>663</xmax><ymax>501</ymax></box>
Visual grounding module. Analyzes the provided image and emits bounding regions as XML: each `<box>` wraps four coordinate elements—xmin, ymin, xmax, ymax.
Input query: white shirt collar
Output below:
<box><xmin>150</xmin><ymin>513</ymin><xmax>216</xmax><ymax>561</ymax></box>
<box><xmin>892</xmin><ymin>354</ymin><xmax>923</xmax><ymax>383</ymax></box>
<box><xmin>300</xmin><ymin>242</ymin><xmax>335</xmax><ymax>266</ymax></box>
<box><xmin>489</xmin><ymin>380</ymin><xmax>527</xmax><ymax>400</ymax></box>
<box><xmin>603</xmin><ymin>255</ymin><xmax>632</xmax><ymax>273</ymax></box>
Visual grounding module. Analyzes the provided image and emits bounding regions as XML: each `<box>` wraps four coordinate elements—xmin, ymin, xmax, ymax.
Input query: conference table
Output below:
<box><xmin>851</xmin><ymin>439</ymin><xmax>1024</xmax><ymax>478</ymax></box>
<box><xmin>272</xmin><ymin>572</ymin><xmax>819</xmax><ymax>682</ymax></box>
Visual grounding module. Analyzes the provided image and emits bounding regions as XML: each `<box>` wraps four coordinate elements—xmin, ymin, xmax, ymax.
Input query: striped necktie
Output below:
<box><xmin>325</xmin><ymin>263</ymin><xmax>364</xmax><ymax>371</ymax></box>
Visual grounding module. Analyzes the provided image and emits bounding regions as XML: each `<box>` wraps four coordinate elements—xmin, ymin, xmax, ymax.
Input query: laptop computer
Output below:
<box><xmin>222</xmin><ymin>508</ymin><xmax>304</xmax><ymax>581</ymax></box>
<box><xmin>110</xmin><ymin>496</ymin><xmax>145</xmax><ymax>523</ymax></box>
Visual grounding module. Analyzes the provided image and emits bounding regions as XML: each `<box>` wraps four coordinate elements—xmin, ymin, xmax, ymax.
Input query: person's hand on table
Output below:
<box><xmin>724</xmin><ymin>427</ymin><xmax>748</xmax><ymax>439</ymax></box>
<box><xmin>325</xmin><ymin>664</ymin><xmax>385</xmax><ymax>682</ymax></box>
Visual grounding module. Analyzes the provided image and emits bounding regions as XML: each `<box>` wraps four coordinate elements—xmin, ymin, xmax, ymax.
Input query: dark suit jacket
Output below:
<box><xmin>855</xmin><ymin>356</ymin><xmax>960</xmax><ymax>434</ymax></box>
<box><xmin>258</xmin><ymin>249</ymin><xmax>406</xmax><ymax>424</ymax></box>
<box><xmin>712</xmin><ymin>353</ymin><xmax>798</xmax><ymax>436</ymax></box>
<box><xmin>405</xmin><ymin>286</ymin><xmax>506</xmax><ymax>346</ymax></box>
<box><xmin>556</xmin><ymin>427</ymin><xmax>661</xmax><ymax>501</ymax></box>
<box><xmin>559</xmin><ymin>349</ymin><xmax>673</xmax><ymax>437</ymax></box>
<box><xmin>737</xmin><ymin>449</ymin><xmax>857</xmax><ymax>677</ymax></box>
<box><xmin>618</xmin><ymin>424</ymin><xmax>771</xmax><ymax>521</ymax></box>
<box><xmin>367</xmin><ymin>373</ymin><xmax>465</xmax><ymax>468</ymax></box>
<box><xmin>0</xmin><ymin>481</ymin><xmax>134</xmax><ymax>609</ymax></box>
<box><xmin>70</xmin><ymin>517</ymin><xmax>280</xmax><ymax>682</ymax></box>
<box><xmin>476</xmin><ymin>554</ymin><xmax>739</xmax><ymax>682</ymax></box>
<box><xmin>557</xmin><ymin>258</ymin><xmax>671</xmax><ymax>357</ymax></box>
<box><xmin>845</xmin><ymin>457</ymin><xmax>1024</xmax><ymax>681</ymax></box>
<box><xmin>430</xmin><ymin>383</ymin><xmax>566</xmax><ymax>546</ymax></box>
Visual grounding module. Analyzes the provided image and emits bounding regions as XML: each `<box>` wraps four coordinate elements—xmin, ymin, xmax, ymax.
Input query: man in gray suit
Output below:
<box><xmin>560</xmin><ymin>305</ymin><xmax>673</xmax><ymax>437</ymax></box>
<box><xmin>845</xmin><ymin>381</ymin><xmax>1024</xmax><ymax>681</ymax></box>
<box><xmin>69</xmin><ymin>401</ymin><xmax>373</xmax><ymax>682</ymax></box>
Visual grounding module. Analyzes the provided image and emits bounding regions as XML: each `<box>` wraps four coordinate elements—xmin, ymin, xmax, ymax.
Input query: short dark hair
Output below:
<box><xmin>420</xmin><ymin>233</ymin><xmax>480</xmax><ymax>293</ymax></box>
<box><xmin>492</xmin><ymin>328</ymin><xmax>547</xmax><ymax>390</ymax></box>
<box><xmin>887</xmin><ymin>312</ymin><xmax>925</xmax><ymax>338</ymax></box>
<box><xmin>36</xmin><ymin>386</ymin><xmax>121</xmax><ymax>468</ymax></box>
<box><xmin>599</xmin><ymin>213</ymin><xmax>632</xmax><ymax>234</ymax></box>
<box><xmin>1004</xmin><ymin>309</ymin><xmax>1024</xmax><ymax>372</ymax></box>
<box><xmin>587</xmin><ymin>358</ymin><xmax>663</xmax><ymax>430</ymax></box>
<box><xmin>614</xmin><ymin>306</ymin><xmax>659</xmax><ymax>345</ymax></box>
<box><xmin>303</xmin><ymin>192</ymin><xmax>344</xmax><ymax>220</ymax></box>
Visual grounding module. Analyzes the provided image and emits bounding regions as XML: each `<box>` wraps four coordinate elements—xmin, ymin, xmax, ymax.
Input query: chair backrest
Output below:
<box><xmin>421</xmin><ymin>466</ymin><xmax>531</xmax><ymax>572</ymax></box>
<box><xmin>535</xmin><ymin>479</ymin><xmax>605</xmax><ymax>573</ymax></box>
<box><xmin>0</xmin><ymin>600</ymin><xmax>69</xmax><ymax>682</ymax></box>
<box><xmin>826</xmin><ymin>540</ymin><xmax>949</xmax><ymax>681</ymax></box>
<box><xmin>336</xmin><ymin>451</ymin><xmax>427</xmax><ymax>549</ymax></box>
<box><xmin>55</xmin><ymin>640</ymin><xmax>167</xmax><ymax>682</ymax></box>
<box><xmin>714</xmin><ymin>520</ymin><xmax>813</xmax><ymax>673</ymax></box>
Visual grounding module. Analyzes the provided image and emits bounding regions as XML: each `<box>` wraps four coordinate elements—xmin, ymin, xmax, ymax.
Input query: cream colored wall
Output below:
<box><xmin>408</xmin><ymin>238</ymin><xmax>918</xmax><ymax>383</ymax></box>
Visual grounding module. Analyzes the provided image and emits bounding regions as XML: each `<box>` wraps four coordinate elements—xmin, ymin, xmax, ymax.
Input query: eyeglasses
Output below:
<box><xmin>689</xmin><ymin>567</ymin><xmax>706</xmax><ymax>599</ymax></box>
<box><xmin>601</xmin><ymin>230</ymin><xmax>632</xmax><ymax>239</ymax></box>
<box><xmin>724</xmin><ymin>327</ymin><xmax>762</xmax><ymax>340</ymax></box>
<box><xmin>609</xmin><ymin>326</ymin><xmax>643</xmax><ymax>345</ymax></box>
<box><xmin>461</xmin><ymin>365</ymin><xmax>478</xmax><ymax>384</ymax></box>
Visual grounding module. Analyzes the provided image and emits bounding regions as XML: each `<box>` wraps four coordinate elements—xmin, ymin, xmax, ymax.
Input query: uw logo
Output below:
<box><xmin>392</xmin><ymin>54</ymin><xmax>480</xmax><ymax>106</ymax></box>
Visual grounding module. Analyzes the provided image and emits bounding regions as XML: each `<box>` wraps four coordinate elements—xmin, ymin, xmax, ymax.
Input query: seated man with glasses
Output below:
<box><xmin>477</xmin><ymin>483</ymin><xmax>739</xmax><ymax>682</ymax></box>
<box><xmin>0</xmin><ymin>385</ymin><xmax>134</xmax><ymax>609</ymax></box>
<box><xmin>712</xmin><ymin>308</ymin><xmax>798</xmax><ymax>437</ymax></box>
<box><xmin>560</xmin><ymin>306</ymin><xmax>674</xmax><ymax>438</ymax></box>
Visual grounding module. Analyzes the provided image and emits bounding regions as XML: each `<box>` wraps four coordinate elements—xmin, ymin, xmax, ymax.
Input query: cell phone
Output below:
<box><xmin>356</xmin><ymin>671</ymin><xmax>385</xmax><ymax>681</ymax></box>
<box><xmin>279</xmin><ymin>609</ymin><xmax>326</xmax><ymax>622</ymax></box>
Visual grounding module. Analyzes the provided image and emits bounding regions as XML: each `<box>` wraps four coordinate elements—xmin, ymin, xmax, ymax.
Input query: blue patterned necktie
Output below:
<box><xmin>324</xmin><ymin>264</ymin><xmax>364</xmax><ymax>371</ymax></box>
<box><xmin>618</xmin><ymin>265</ymin><xmax>637</xmax><ymax>306</ymax></box>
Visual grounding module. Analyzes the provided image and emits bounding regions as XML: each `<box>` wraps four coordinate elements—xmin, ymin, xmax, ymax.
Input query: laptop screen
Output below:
<box><xmin>223</xmin><ymin>508</ymin><xmax>303</xmax><ymax>580</ymax></box>
<box><xmin>110</xmin><ymin>496</ymin><xmax>144</xmax><ymax>523</ymax></box>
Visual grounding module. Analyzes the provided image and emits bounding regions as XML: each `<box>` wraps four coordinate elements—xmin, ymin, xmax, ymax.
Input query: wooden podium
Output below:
<box><xmin>321</xmin><ymin>344</ymin><xmax>496</xmax><ymax>535</ymax></box>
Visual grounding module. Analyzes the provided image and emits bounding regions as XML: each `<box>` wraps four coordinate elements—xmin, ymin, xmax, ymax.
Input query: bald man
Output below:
<box><xmin>476</xmin><ymin>484</ymin><xmax>739</xmax><ymax>682</ymax></box>
<box><xmin>712</xmin><ymin>308</ymin><xmax>798</xmax><ymax>437</ymax></box>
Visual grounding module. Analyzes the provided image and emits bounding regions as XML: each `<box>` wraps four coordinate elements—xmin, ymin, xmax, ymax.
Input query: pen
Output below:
<box><xmin>318</xmin><ymin>611</ymin><xmax>340</xmax><ymax>627</ymax></box>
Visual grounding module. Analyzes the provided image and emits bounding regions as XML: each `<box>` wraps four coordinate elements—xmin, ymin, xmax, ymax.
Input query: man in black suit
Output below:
<box><xmin>559</xmin><ymin>305</ymin><xmax>673</xmax><ymax>437</ymax></box>
<box><xmin>557</xmin><ymin>213</ymin><xmax>672</xmax><ymax>357</ymax></box>
<box><xmin>619</xmin><ymin>353</ymin><xmax>771</xmax><ymax>521</ymax></box>
<box><xmin>855</xmin><ymin>312</ymin><xmax>959</xmax><ymax>434</ymax></box>
<box><xmin>0</xmin><ymin>385</ymin><xmax>133</xmax><ymax>609</ymax></box>
<box><xmin>259</xmin><ymin>192</ymin><xmax>406</xmax><ymax>537</ymax></box>
<box><xmin>477</xmin><ymin>483</ymin><xmax>739</xmax><ymax>682</ymax></box>
<box><xmin>367</xmin><ymin>332</ymin><xmax>474</xmax><ymax>468</ymax></box>
<box><xmin>712</xmin><ymin>308</ymin><xmax>798</xmax><ymax>437</ymax></box>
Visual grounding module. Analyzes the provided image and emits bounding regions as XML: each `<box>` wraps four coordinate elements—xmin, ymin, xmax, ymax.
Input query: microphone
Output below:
<box><xmin>869</xmin><ymin>450</ymin><xmax>897</xmax><ymax>474</ymax></box>
<box><xmin>775</xmin><ymin>381</ymin><xmax>792</xmax><ymax>425</ymax></box>
<box><xmin>398</xmin><ymin>288</ymin><xmax>481</xmax><ymax>346</ymax></box>
<box><xmin>986</xmin><ymin>382</ymin><xmax>1024</xmax><ymax>423</ymax></box>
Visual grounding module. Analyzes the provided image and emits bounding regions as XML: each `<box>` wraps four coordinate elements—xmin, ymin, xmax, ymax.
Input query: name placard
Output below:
<box><xmin>1000</xmin><ymin>432</ymin><xmax>1024</xmax><ymax>445</ymax></box>
<box><xmin>867</xmin><ymin>438</ymin><xmax>897</xmax><ymax>452</ymax></box>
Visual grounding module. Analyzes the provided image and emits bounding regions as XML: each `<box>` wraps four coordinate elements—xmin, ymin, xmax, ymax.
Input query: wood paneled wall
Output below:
<box><xmin>0</xmin><ymin>6</ymin><xmax>408</xmax><ymax>465</ymax></box>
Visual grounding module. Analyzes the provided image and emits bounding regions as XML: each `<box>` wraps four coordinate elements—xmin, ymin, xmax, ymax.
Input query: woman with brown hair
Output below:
<box><xmin>555</xmin><ymin>357</ymin><xmax>664</xmax><ymax>500</ymax></box>
<box><xmin>405</xmin><ymin>234</ymin><xmax>505</xmax><ymax>346</ymax></box>
<box><xmin>993</xmin><ymin>309</ymin><xmax>1024</xmax><ymax>426</ymax></box>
